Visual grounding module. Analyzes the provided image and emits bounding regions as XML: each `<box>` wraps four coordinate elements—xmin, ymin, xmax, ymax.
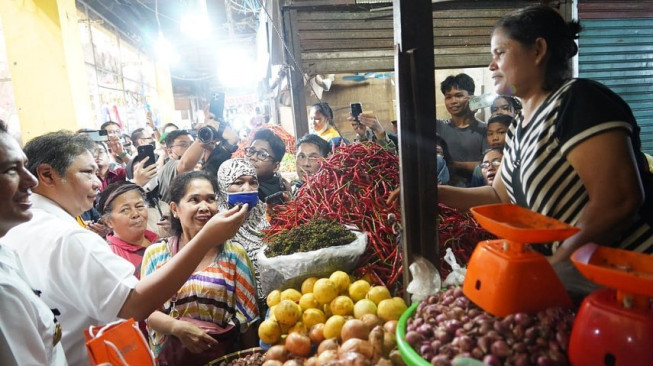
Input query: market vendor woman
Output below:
<box><xmin>439</xmin><ymin>5</ymin><xmax>653</xmax><ymax>294</ymax></box>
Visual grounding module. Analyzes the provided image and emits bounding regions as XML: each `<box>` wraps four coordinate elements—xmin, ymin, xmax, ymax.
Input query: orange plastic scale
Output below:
<box><xmin>568</xmin><ymin>243</ymin><xmax>653</xmax><ymax>366</ymax></box>
<box><xmin>462</xmin><ymin>204</ymin><xmax>575</xmax><ymax>317</ymax></box>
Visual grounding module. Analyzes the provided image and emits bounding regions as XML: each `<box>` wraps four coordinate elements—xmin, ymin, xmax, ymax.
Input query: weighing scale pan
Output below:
<box><xmin>463</xmin><ymin>204</ymin><xmax>576</xmax><ymax>316</ymax></box>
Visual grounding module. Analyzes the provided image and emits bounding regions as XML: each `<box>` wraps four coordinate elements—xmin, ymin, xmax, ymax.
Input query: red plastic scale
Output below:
<box><xmin>463</xmin><ymin>203</ymin><xmax>575</xmax><ymax>317</ymax></box>
<box><xmin>569</xmin><ymin>243</ymin><xmax>653</xmax><ymax>366</ymax></box>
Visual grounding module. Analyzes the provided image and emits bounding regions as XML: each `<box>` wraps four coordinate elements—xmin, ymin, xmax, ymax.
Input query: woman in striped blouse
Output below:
<box><xmin>141</xmin><ymin>171</ymin><xmax>260</xmax><ymax>362</ymax></box>
<box><xmin>439</xmin><ymin>5</ymin><xmax>653</xmax><ymax>295</ymax></box>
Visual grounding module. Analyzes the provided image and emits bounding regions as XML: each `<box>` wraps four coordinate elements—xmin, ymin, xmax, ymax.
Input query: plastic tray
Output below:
<box><xmin>470</xmin><ymin>204</ymin><xmax>579</xmax><ymax>243</ymax></box>
<box><xmin>571</xmin><ymin>243</ymin><xmax>653</xmax><ymax>297</ymax></box>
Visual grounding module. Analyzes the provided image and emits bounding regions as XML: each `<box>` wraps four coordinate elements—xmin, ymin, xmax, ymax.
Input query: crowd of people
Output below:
<box><xmin>1</xmin><ymin>4</ymin><xmax>652</xmax><ymax>366</ymax></box>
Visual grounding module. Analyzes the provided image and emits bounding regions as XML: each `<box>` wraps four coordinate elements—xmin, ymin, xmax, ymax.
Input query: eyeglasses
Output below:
<box><xmin>244</xmin><ymin>147</ymin><xmax>273</xmax><ymax>161</ymax></box>
<box><xmin>93</xmin><ymin>149</ymin><xmax>107</xmax><ymax>158</ymax></box>
<box><xmin>490</xmin><ymin>104</ymin><xmax>512</xmax><ymax>114</ymax></box>
<box><xmin>480</xmin><ymin>159</ymin><xmax>501</xmax><ymax>169</ymax></box>
<box><xmin>170</xmin><ymin>141</ymin><xmax>192</xmax><ymax>149</ymax></box>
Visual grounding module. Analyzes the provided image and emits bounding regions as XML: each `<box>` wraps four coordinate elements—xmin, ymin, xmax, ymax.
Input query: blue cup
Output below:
<box><xmin>227</xmin><ymin>191</ymin><xmax>259</xmax><ymax>211</ymax></box>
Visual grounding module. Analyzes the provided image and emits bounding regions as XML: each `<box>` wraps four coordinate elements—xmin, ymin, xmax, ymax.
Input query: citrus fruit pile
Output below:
<box><xmin>259</xmin><ymin>270</ymin><xmax>408</xmax><ymax>365</ymax></box>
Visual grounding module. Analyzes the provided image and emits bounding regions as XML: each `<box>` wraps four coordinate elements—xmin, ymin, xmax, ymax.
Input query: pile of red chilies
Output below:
<box><xmin>265</xmin><ymin>142</ymin><xmax>404</xmax><ymax>291</ymax></box>
<box><xmin>437</xmin><ymin>203</ymin><xmax>495</xmax><ymax>278</ymax></box>
<box><xmin>265</xmin><ymin>142</ymin><xmax>495</xmax><ymax>291</ymax></box>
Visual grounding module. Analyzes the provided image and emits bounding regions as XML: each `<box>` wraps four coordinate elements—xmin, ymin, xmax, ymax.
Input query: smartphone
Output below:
<box><xmin>209</xmin><ymin>92</ymin><xmax>225</xmax><ymax>121</ymax></box>
<box><xmin>86</xmin><ymin>130</ymin><xmax>108</xmax><ymax>142</ymax></box>
<box><xmin>136</xmin><ymin>144</ymin><xmax>156</xmax><ymax>167</ymax></box>
<box><xmin>350</xmin><ymin>102</ymin><xmax>363</xmax><ymax>121</ymax></box>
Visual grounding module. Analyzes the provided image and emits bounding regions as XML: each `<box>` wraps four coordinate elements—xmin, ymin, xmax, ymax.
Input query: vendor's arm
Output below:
<box><xmin>550</xmin><ymin>130</ymin><xmax>643</xmax><ymax>263</ymax></box>
<box><xmin>438</xmin><ymin>164</ymin><xmax>510</xmax><ymax>211</ymax></box>
<box><xmin>452</xmin><ymin>161</ymin><xmax>481</xmax><ymax>174</ymax></box>
<box><xmin>117</xmin><ymin>204</ymin><xmax>248</xmax><ymax>320</ymax></box>
<box><xmin>147</xmin><ymin>311</ymin><xmax>218</xmax><ymax>353</ymax></box>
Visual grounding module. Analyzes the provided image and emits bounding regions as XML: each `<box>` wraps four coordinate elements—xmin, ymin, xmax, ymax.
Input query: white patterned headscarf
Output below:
<box><xmin>217</xmin><ymin>158</ymin><xmax>269</xmax><ymax>300</ymax></box>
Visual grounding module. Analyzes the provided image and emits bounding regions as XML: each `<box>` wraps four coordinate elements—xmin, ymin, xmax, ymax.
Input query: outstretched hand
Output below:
<box><xmin>195</xmin><ymin>204</ymin><xmax>249</xmax><ymax>247</ymax></box>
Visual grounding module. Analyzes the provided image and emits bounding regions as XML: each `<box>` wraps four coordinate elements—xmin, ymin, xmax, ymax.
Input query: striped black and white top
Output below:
<box><xmin>501</xmin><ymin>78</ymin><xmax>653</xmax><ymax>253</ymax></box>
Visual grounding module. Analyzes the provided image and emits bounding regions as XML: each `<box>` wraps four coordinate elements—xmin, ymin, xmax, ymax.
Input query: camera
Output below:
<box><xmin>197</xmin><ymin>123</ymin><xmax>229</xmax><ymax>143</ymax></box>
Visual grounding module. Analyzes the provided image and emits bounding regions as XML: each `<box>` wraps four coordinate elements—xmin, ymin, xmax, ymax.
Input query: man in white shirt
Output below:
<box><xmin>0</xmin><ymin>123</ymin><xmax>67</xmax><ymax>365</ymax></box>
<box><xmin>1</xmin><ymin>131</ymin><xmax>249</xmax><ymax>366</ymax></box>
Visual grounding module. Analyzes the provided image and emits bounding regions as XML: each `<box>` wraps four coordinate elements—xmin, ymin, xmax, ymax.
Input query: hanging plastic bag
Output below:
<box><xmin>443</xmin><ymin>247</ymin><xmax>467</xmax><ymax>287</ymax></box>
<box><xmin>406</xmin><ymin>256</ymin><xmax>442</xmax><ymax>302</ymax></box>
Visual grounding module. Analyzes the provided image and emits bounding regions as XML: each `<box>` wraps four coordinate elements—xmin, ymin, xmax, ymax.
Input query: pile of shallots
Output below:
<box><xmin>405</xmin><ymin>287</ymin><xmax>575</xmax><ymax>366</ymax></box>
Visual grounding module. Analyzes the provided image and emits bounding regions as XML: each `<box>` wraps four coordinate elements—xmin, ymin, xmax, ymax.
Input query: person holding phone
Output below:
<box><xmin>349</xmin><ymin>107</ymin><xmax>396</xmax><ymax>152</ymax></box>
<box><xmin>101</xmin><ymin>121</ymin><xmax>131</xmax><ymax>167</ymax></box>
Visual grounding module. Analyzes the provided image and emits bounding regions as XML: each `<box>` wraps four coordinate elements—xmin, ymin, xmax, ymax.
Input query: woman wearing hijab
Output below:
<box><xmin>217</xmin><ymin>158</ymin><xmax>269</xmax><ymax>304</ymax></box>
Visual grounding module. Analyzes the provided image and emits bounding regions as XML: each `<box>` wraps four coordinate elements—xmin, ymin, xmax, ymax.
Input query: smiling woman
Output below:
<box><xmin>141</xmin><ymin>171</ymin><xmax>260</xmax><ymax>365</ymax></box>
<box><xmin>98</xmin><ymin>182</ymin><xmax>158</xmax><ymax>278</ymax></box>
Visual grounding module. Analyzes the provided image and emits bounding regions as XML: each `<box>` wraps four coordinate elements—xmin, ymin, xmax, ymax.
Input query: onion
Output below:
<box><xmin>340</xmin><ymin>338</ymin><xmax>375</xmax><ymax>358</ymax></box>
<box><xmin>457</xmin><ymin>335</ymin><xmax>474</xmax><ymax>352</ymax></box>
<box><xmin>404</xmin><ymin>331</ymin><xmax>423</xmax><ymax>348</ymax></box>
<box><xmin>283</xmin><ymin>360</ymin><xmax>302</xmax><ymax>366</ymax></box>
<box><xmin>317</xmin><ymin>350</ymin><xmax>338</xmax><ymax>365</ymax></box>
<box><xmin>417</xmin><ymin>323</ymin><xmax>433</xmax><ymax>338</ymax></box>
<box><xmin>491</xmin><ymin>340</ymin><xmax>510</xmax><ymax>358</ymax></box>
<box><xmin>339</xmin><ymin>351</ymin><xmax>372</xmax><ymax>366</ymax></box>
<box><xmin>514</xmin><ymin>312</ymin><xmax>532</xmax><ymax>327</ymax></box>
<box><xmin>441</xmin><ymin>296</ymin><xmax>454</xmax><ymax>306</ymax></box>
<box><xmin>453</xmin><ymin>287</ymin><xmax>463</xmax><ymax>298</ymax></box>
<box><xmin>513</xmin><ymin>342</ymin><xmax>527</xmax><ymax>353</ymax></box>
<box><xmin>434</xmin><ymin>329</ymin><xmax>452</xmax><ymax>343</ymax></box>
<box><xmin>556</xmin><ymin>330</ymin><xmax>569</xmax><ymax>351</ymax></box>
<box><xmin>482</xmin><ymin>354</ymin><xmax>501</xmax><ymax>366</ymax></box>
<box><xmin>477</xmin><ymin>336</ymin><xmax>491</xmax><ymax>353</ymax></box>
<box><xmin>430</xmin><ymin>354</ymin><xmax>451</xmax><ymax>366</ymax></box>
<box><xmin>444</xmin><ymin>319</ymin><xmax>461</xmax><ymax>333</ymax></box>
<box><xmin>471</xmin><ymin>347</ymin><xmax>484</xmax><ymax>359</ymax></box>
<box><xmin>424</xmin><ymin>304</ymin><xmax>441</xmax><ymax>318</ymax></box>
<box><xmin>265</xmin><ymin>345</ymin><xmax>289</xmax><ymax>362</ymax></box>
<box><xmin>341</xmin><ymin>319</ymin><xmax>369</xmax><ymax>342</ymax></box>
<box><xmin>536</xmin><ymin>356</ymin><xmax>555</xmax><ymax>366</ymax></box>
<box><xmin>512</xmin><ymin>353</ymin><xmax>529</xmax><ymax>366</ymax></box>
<box><xmin>430</xmin><ymin>340</ymin><xmax>442</xmax><ymax>353</ymax></box>
<box><xmin>317</xmin><ymin>338</ymin><xmax>339</xmax><ymax>355</ymax></box>
<box><xmin>285</xmin><ymin>332</ymin><xmax>312</xmax><ymax>357</ymax></box>
<box><xmin>435</xmin><ymin>313</ymin><xmax>448</xmax><ymax>323</ymax></box>
<box><xmin>427</xmin><ymin>294</ymin><xmax>439</xmax><ymax>304</ymax></box>
<box><xmin>262</xmin><ymin>361</ymin><xmax>284</xmax><ymax>366</ymax></box>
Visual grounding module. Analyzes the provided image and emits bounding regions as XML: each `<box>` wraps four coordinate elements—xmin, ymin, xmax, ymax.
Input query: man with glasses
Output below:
<box><xmin>245</xmin><ymin>129</ymin><xmax>288</xmax><ymax>203</ymax></box>
<box><xmin>157</xmin><ymin>129</ymin><xmax>214</xmax><ymax>202</ymax></box>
